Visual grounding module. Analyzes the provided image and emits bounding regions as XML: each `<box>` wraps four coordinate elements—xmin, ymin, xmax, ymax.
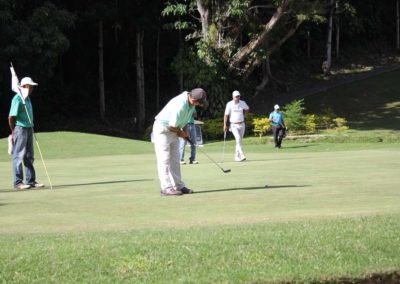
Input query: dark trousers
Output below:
<box><xmin>272</xmin><ymin>125</ymin><xmax>284</xmax><ymax>148</ymax></box>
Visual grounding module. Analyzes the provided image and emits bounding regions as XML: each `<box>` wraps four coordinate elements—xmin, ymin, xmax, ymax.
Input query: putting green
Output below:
<box><xmin>0</xmin><ymin>132</ymin><xmax>399</xmax><ymax>234</ymax></box>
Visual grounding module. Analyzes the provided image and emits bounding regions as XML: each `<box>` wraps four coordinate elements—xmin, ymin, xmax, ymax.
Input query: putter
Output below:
<box><xmin>10</xmin><ymin>62</ymin><xmax>53</xmax><ymax>190</ymax></box>
<box><xmin>186</xmin><ymin>137</ymin><xmax>231</xmax><ymax>173</ymax></box>
<box><xmin>221</xmin><ymin>130</ymin><xmax>227</xmax><ymax>163</ymax></box>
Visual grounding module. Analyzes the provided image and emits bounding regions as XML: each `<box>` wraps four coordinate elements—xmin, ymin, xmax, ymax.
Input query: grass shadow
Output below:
<box><xmin>195</xmin><ymin>184</ymin><xmax>309</xmax><ymax>194</ymax></box>
<box><xmin>53</xmin><ymin>179</ymin><xmax>153</xmax><ymax>189</ymax></box>
<box><xmin>0</xmin><ymin>179</ymin><xmax>153</xmax><ymax>193</ymax></box>
<box><xmin>284</xmin><ymin>144</ymin><xmax>319</xmax><ymax>149</ymax></box>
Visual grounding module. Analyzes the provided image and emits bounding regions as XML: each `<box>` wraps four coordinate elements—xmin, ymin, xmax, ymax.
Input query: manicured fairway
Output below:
<box><xmin>0</xmin><ymin>132</ymin><xmax>399</xmax><ymax>283</ymax></box>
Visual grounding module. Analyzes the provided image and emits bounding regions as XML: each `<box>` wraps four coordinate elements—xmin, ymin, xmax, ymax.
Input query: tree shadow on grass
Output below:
<box><xmin>194</xmin><ymin>184</ymin><xmax>309</xmax><ymax>194</ymax></box>
<box><xmin>244</xmin><ymin>156</ymin><xmax>312</xmax><ymax>163</ymax></box>
<box><xmin>284</xmin><ymin>144</ymin><xmax>319</xmax><ymax>149</ymax></box>
<box><xmin>0</xmin><ymin>179</ymin><xmax>153</xmax><ymax>193</ymax></box>
<box><xmin>53</xmin><ymin>179</ymin><xmax>153</xmax><ymax>189</ymax></box>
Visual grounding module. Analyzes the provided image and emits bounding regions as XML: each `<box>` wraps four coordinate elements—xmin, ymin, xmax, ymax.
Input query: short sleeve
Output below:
<box><xmin>9</xmin><ymin>96</ymin><xmax>20</xmax><ymax>117</ymax></box>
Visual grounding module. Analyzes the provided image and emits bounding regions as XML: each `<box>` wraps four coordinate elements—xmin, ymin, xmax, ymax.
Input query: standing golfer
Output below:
<box><xmin>269</xmin><ymin>104</ymin><xmax>286</xmax><ymax>149</ymax></box>
<box><xmin>224</xmin><ymin>90</ymin><xmax>250</xmax><ymax>162</ymax></box>
<box><xmin>8</xmin><ymin>67</ymin><xmax>44</xmax><ymax>190</ymax></box>
<box><xmin>179</xmin><ymin>111</ymin><xmax>198</xmax><ymax>165</ymax></box>
<box><xmin>153</xmin><ymin>88</ymin><xmax>208</xmax><ymax>196</ymax></box>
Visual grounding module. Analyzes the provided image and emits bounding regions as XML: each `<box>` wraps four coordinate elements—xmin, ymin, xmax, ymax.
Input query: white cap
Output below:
<box><xmin>232</xmin><ymin>90</ymin><xmax>241</xmax><ymax>97</ymax></box>
<box><xmin>274</xmin><ymin>104</ymin><xmax>280</xmax><ymax>110</ymax></box>
<box><xmin>20</xmin><ymin>77</ymin><xmax>38</xmax><ymax>86</ymax></box>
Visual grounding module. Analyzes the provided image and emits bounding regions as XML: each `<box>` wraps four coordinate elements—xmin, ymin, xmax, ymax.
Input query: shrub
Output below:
<box><xmin>202</xmin><ymin>112</ymin><xmax>259</xmax><ymax>141</ymax></box>
<box><xmin>305</xmin><ymin>114</ymin><xmax>317</xmax><ymax>133</ymax></box>
<box><xmin>202</xmin><ymin>117</ymin><xmax>224</xmax><ymax>140</ymax></box>
<box><xmin>316</xmin><ymin>107</ymin><xmax>336</xmax><ymax>129</ymax></box>
<box><xmin>333</xmin><ymin>117</ymin><xmax>349</xmax><ymax>132</ymax></box>
<box><xmin>283</xmin><ymin>99</ymin><xmax>307</xmax><ymax>132</ymax></box>
<box><xmin>316</xmin><ymin>115</ymin><xmax>335</xmax><ymax>129</ymax></box>
<box><xmin>252</xmin><ymin>117</ymin><xmax>272</xmax><ymax>138</ymax></box>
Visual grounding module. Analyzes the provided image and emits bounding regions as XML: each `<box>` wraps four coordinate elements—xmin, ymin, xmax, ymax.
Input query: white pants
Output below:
<box><xmin>153</xmin><ymin>122</ymin><xmax>185</xmax><ymax>192</ymax></box>
<box><xmin>230</xmin><ymin>123</ymin><xmax>246</xmax><ymax>159</ymax></box>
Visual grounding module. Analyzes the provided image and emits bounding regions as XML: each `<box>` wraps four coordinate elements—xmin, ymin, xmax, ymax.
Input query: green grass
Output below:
<box><xmin>304</xmin><ymin>70</ymin><xmax>400</xmax><ymax>131</ymax></box>
<box><xmin>0</xmin><ymin>131</ymin><xmax>399</xmax><ymax>283</ymax></box>
<box><xmin>1</xmin><ymin>70</ymin><xmax>400</xmax><ymax>283</ymax></box>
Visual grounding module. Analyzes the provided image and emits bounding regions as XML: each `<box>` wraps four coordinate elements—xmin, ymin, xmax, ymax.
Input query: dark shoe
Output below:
<box><xmin>15</xmin><ymin>183</ymin><xmax>31</xmax><ymax>190</ymax></box>
<box><xmin>160</xmin><ymin>190</ymin><xmax>183</xmax><ymax>196</ymax></box>
<box><xmin>180</xmin><ymin>187</ymin><xmax>194</xmax><ymax>194</ymax></box>
<box><xmin>189</xmin><ymin>160</ymin><xmax>198</xmax><ymax>164</ymax></box>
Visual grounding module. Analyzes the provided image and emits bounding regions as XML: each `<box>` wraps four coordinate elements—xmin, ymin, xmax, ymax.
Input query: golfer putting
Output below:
<box><xmin>152</xmin><ymin>88</ymin><xmax>208</xmax><ymax>196</ymax></box>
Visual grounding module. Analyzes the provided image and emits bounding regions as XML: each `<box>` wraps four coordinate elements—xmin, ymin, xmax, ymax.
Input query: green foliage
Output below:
<box><xmin>252</xmin><ymin>117</ymin><xmax>272</xmax><ymax>138</ymax></box>
<box><xmin>161</xmin><ymin>3</ymin><xmax>187</xmax><ymax>17</ymax></box>
<box><xmin>171</xmin><ymin>45</ymin><xmax>231</xmax><ymax>116</ymax></box>
<box><xmin>305</xmin><ymin>114</ymin><xmax>317</xmax><ymax>133</ymax></box>
<box><xmin>333</xmin><ymin>117</ymin><xmax>349</xmax><ymax>132</ymax></box>
<box><xmin>0</xmin><ymin>1</ymin><xmax>75</xmax><ymax>81</ymax></box>
<box><xmin>202</xmin><ymin>112</ymin><xmax>258</xmax><ymax>140</ymax></box>
<box><xmin>282</xmin><ymin>99</ymin><xmax>307</xmax><ymax>132</ymax></box>
<box><xmin>202</xmin><ymin>117</ymin><xmax>224</xmax><ymax>140</ymax></box>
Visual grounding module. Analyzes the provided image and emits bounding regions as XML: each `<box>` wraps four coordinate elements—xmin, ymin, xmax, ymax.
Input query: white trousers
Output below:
<box><xmin>153</xmin><ymin>122</ymin><xmax>185</xmax><ymax>192</ymax></box>
<box><xmin>230</xmin><ymin>123</ymin><xmax>246</xmax><ymax>159</ymax></box>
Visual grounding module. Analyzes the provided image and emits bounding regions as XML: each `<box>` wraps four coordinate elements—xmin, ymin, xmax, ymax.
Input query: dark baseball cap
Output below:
<box><xmin>189</xmin><ymin>88</ymin><xmax>208</xmax><ymax>109</ymax></box>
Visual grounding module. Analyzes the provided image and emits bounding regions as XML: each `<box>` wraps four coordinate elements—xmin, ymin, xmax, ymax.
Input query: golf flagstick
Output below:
<box><xmin>10</xmin><ymin>62</ymin><xmax>53</xmax><ymax>190</ymax></box>
<box><xmin>185</xmin><ymin>137</ymin><xmax>231</xmax><ymax>173</ymax></box>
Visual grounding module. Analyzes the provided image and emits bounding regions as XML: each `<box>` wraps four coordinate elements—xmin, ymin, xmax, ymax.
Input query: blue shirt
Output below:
<box><xmin>9</xmin><ymin>94</ymin><xmax>34</xmax><ymax>128</ymax></box>
<box><xmin>155</xmin><ymin>91</ymin><xmax>195</xmax><ymax>128</ymax></box>
<box><xmin>269</xmin><ymin>111</ymin><xmax>283</xmax><ymax>125</ymax></box>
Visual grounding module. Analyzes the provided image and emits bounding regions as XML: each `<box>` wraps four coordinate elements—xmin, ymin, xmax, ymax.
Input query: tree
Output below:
<box><xmin>163</xmin><ymin>0</ymin><xmax>327</xmax><ymax>96</ymax></box>
<box><xmin>136</xmin><ymin>27</ymin><xmax>145</xmax><ymax>132</ymax></box>
<box><xmin>397</xmin><ymin>0</ymin><xmax>400</xmax><ymax>50</ymax></box>
<box><xmin>324</xmin><ymin>0</ymin><xmax>334</xmax><ymax>75</ymax></box>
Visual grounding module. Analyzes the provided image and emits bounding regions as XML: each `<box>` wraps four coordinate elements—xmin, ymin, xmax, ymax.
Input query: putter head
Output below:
<box><xmin>223</xmin><ymin>169</ymin><xmax>231</xmax><ymax>173</ymax></box>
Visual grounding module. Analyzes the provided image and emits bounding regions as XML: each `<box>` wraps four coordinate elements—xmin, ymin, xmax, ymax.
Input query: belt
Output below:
<box><xmin>231</xmin><ymin>121</ymin><xmax>244</xmax><ymax>124</ymax></box>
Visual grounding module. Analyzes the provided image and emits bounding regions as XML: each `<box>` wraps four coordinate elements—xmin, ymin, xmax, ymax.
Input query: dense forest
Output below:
<box><xmin>0</xmin><ymin>0</ymin><xmax>398</xmax><ymax>138</ymax></box>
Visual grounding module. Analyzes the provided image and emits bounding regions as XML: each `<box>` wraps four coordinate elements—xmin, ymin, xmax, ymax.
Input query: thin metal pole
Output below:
<box><xmin>22</xmin><ymin>103</ymin><xmax>53</xmax><ymax>190</ymax></box>
<box><xmin>11</xmin><ymin>63</ymin><xmax>53</xmax><ymax>189</ymax></box>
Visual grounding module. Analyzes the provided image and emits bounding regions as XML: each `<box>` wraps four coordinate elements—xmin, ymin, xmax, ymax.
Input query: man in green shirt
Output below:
<box><xmin>8</xmin><ymin>69</ymin><xmax>44</xmax><ymax>190</ymax></box>
<box><xmin>153</xmin><ymin>88</ymin><xmax>208</xmax><ymax>196</ymax></box>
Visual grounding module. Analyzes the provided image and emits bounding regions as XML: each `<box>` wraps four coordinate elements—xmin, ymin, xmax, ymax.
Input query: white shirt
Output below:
<box><xmin>224</xmin><ymin>100</ymin><xmax>249</xmax><ymax>123</ymax></box>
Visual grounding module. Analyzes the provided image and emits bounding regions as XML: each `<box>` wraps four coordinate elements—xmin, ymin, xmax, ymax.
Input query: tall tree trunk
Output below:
<box><xmin>307</xmin><ymin>29</ymin><xmax>311</xmax><ymax>59</ymax></box>
<box><xmin>228</xmin><ymin>0</ymin><xmax>291</xmax><ymax>72</ymax></box>
<box><xmin>179</xmin><ymin>30</ymin><xmax>184</xmax><ymax>91</ymax></box>
<box><xmin>98</xmin><ymin>20</ymin><xmax>106</xmax><ymax>121</ymax></box>
<box><xmin>335</xmin><ymin>0</ymin><xmax>340</xmax><ymax>59</ymax></box>
<box><xmin>324</xmin><ymin>0</ymin><xmax>334</xmax><ymax>75</ymax></box>
<box><xmin>197</xmin><ymin>0</ymin><xmax>210</xmax><ymax>37</ymax></box>
<box><xmin>397</xmin><ymin>0</ymin><xmax>400</xmax><ymax>49</ymax></box>
<box><xmin>136</xmin><ymin>29</ymin><xmax>145</xmax><ymax>132</ymax></box>
<box><xmin>156</xmin><ymin>26</ymin><xmax>160</xmax><ymax>111</ymax></box>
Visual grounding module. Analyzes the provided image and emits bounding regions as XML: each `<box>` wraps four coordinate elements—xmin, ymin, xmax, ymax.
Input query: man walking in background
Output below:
<box><xmin>8</xmin><ymin>67</ymin><xmax>44</xmax><ymax>190</ymax></box>
<box><xmin>153</xmin><ymin>88</ymin><xmax>208</xmax><ymax>196</ymax></box>
<box><xmin>179</xmin><ymin>111</ymin><xmax>198</xmax><ymax>165</ymax></box>
<box><xmin>269</xmin><ymin>104</ymin><xmax>286</xmax><ymax>149</ymax></box>
<box><xmin>224</xmin><ymin>90</ymin><xmax>250</xmax><ymax>162</ymax></box>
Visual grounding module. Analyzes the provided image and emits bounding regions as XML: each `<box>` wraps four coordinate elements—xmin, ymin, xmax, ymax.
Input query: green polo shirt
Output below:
<box><xmin>155</xmin><ymin>91</ymin><xmax>195</xmax><ymax>129</ymax></box>
<box><xmin>9</xmin><ymin>94</ymin><xmax>34</xmax><ymax>128</ymax></box>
